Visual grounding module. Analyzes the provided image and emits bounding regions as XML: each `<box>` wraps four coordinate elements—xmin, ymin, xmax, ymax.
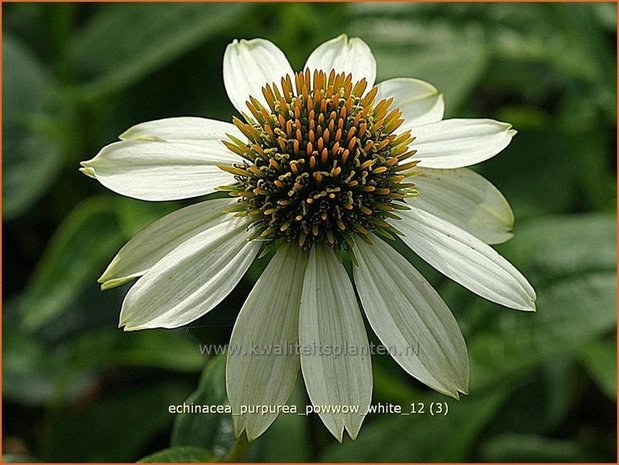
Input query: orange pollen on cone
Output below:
<box><xmin>219</xmin><ymin>68</ymin><xmax>418</xmax><ymax>250</ymax></box>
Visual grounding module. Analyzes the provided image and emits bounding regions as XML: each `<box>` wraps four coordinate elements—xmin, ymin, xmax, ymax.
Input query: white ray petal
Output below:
<box><xmin>408</xmin><ymin>168</ymin><xmax>514</xmax><ymax>244</ymax></box>
<box><xmin>395</xmin><ymin>208</ymin><xmax>536</xmax><ymax>311</ymax></box>
<box><xmin>409</xmin><ymin>119</ymin><xmax>516</xmax><ymax>169</ymax></box>
<box><xmin>80</xmin><ymin>140</ymin><xmax>238</xmax><ymax>201</ymax></box>
<box><xmin>119</xmin><ymin>217</ymin><xmax>260</xmax><ymax>330</ymax></box>
<box><xmin>377</xmin><ymin>78</ymin><xmax>444</xmax><ymax>126</ymax></box>
<box><xmin>99</xmin><ymin>198</ymin><xmax>236</xmax><ymax>290</ymax></box>
<box><xmin>304</xmin><ymin>34</ymin><xmax>376</xmax><ymax>87</ymax></box>
<box><xmin>227</xmin><ymin>244</ymin><xmax>306</xmax><ymax>441</ymax></box>
<box><xmin>119</xmin><ymin>117</ymin><xmax>243</xmax><ymax>142</ymax></box>
<box><xmin>354</xmin><ymin>238</ymin><xmax>468</xmax><ymax>398</ymax></box>
<box><xmin>300</xmin><ymin>246</ymin><xmax>372</xmax><ymax>442</ymax></box>
<box><xmin>223</xmin><ymin>38</ymin><xmax>294</xmax><ymax>114</ymax></box>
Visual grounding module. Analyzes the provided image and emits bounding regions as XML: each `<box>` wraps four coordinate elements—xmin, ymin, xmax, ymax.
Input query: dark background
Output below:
<box><xmin>3</xmin><ymin>2</ymin><xmax>617</xmax><ymax>462</ymax></box>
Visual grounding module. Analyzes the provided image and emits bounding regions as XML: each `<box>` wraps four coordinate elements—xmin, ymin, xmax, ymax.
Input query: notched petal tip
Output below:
<box><xmin>232</xmin><ymin>428</ymin><xmax>243</xmax><ymax>441</ymax></box>
<box><xmin>118</xmin><ymin>312</ymin><xmax>137</xmax><ymax>332</ymax></box>
<box><xmin>119</xmin><ymin>316</ymin><xmax>153</xmax><ymax>332</ymax></box>
<box><xmin>330</xmin><ymin>33</ymin><xmax>349</xmax><ymax>44</ymax></box>
<box><xmin>244</xmin><ymin>427</ymin><xmax>262</xmax><ymax>443</ymax></box>
<box><xmin>452</xmin><ymin>383</ymin><xmax>472</xmax><ymax>399</ymax></box>
<box><xmin>331</xmin><ymin>425</ymin><xmax>344</xmax><ymax>443</ymax></box>
<box><xmin>235</xmin><ymin>37</ymin><xmax>271</xmax><ymax>51</ymax></box>
<box><xmin>79</xmin><ymin>165</ymin><xmax>97</xmax><ymax>179</ymax></box>
<box><xmin>232</xmin><ymin>424</ymin><xmax>260</xmax><ymax>443</ymax></box>
<box><xmin>121</xmin><ymin>325</ymin><xmax>142</xmax><ymax>332</ymax></box>
<box><xmin>345</xmin><ymin>420</ymin><xmax>364</xmax><ymax>441</ymax></box>
<box><xmin>440</xmin><ymin>373</ymin><xmax>469</xmax><ymax>400</ymax></box>
<box><xmin>526</xmin><ymin>299</ymin><xmax>537</xmax><ymax>312</ymax></box>
<box><xmin>118</xmin><ymin>313</ymin><xmax>133</xmax><ymax>331</ymax></box>
<box><xmin>507</xmin><ymin>296</ymin><xmax>537</xmax><ymax>312</ymax></box>
<box><xmin>438</xmin><ymin>383</ymin><xmax>466</xmax><ymax>400</ymax></box>
<box><xmin>521</xmin><ymin>284</ymin><xmax>538</xmax><ymax>312</ymax></box>
<box><xmin>349</xmin><ymin>36</ymin><xmax>371</xmax><ymax>50</ymax></box>
<box><xmin>98</xmin><ymin>258</ymin><xmax>140</xmax><ymax>290</ymax></box>
<box><xmin>99</xmin><ymin>276</ymin><xmax>135</xmax><ymax>291</ymax></box>
<box><xmin>230</xmin><ymin>421</ymin><xmax>247</xmax><ymax>441</ymax></box>
<box><xmin>493</xmin><ymin>121</ymin><xmax>516</xmax><ymax>137</ymax></box>
<box><xmin>456</xmin><ymin>374</ymin><xmax>470</xmax><ymax>398</ymax></box>
<box><xmin>494</xmin><ymin>232</ymin><xmax>515</xmax><ymax>245</ymax></box>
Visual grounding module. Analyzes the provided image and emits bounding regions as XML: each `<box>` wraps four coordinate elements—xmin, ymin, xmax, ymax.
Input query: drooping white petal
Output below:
<box><xmin>394</xmin><ymin>208</ymin><xmax>536</xmax><ymax>311</ymax></box>
<box><xmin>80</xmin><ymin>140</ymin><xmax>239</xmax><ymax>201</ymax></box>
<box><xmin>304</xmin><ymin>34</ymin><xmax>377</xmax><ymax>88</ymax></box>
<box><xmin>409</xmin><ymin>119</ymin><xmax>516</xmax><ymax>169</ymax></box>
<box><xmin>99</xmin><ymin>198</ymin><xmax>236</xmax><ymax>290</ymax></box>
<box><xmin>299</xmin><ymin>246</ymin><xmax>372</xmax><ymax>442</ymax></box>
<box><xmin>119</xmin><ymin>217</ymin><xmax>260</xmax><ymax>330</ymax></box>
<box><xmin>354</xmin><ymin>238</ymin><xmax>468</xmax><ymax>398</ymax></box>
<box><xmin>119</xmin><ymin>117</ymin><xmax>243</xmax><ymax>142</ymax></box>
<box><xmin>377</xmin><ymin>78</ymin><xmax>444</xmax><ymax>126</ymax></box>
<box><xmin>408</xmin><ymin>168</ymin><xmax>514</xmax><ymax>244</ymax></box>
<box><xmin>223</xmin><ymin>38</ymin><xmax>294</xmax><ymax>114</ymax></box>
<box><xmin>227</xmin><ymin>244</ymin><xmax>306</xmax><ymax>441</ymax></box>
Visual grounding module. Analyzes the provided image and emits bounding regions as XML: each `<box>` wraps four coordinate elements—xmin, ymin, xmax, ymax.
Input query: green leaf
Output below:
<box><xmin>580</xmin><ymin>338</ymin><xmax>617</xmax><ymax>400</ymax></box>
<box><xmin>3</xmin><ymin>34</ymin><xmax>62</xmax><ymax>219</ymax></box>
<box><xmin>19</xmin><ymin>197</ymin><xmax>125</xmax><ymax>332</ymax></box>
<box><xmin>498</xmin><ymin>214</ymin><xmax>616</xmax><ymax>284</ymax></box>
<box><xmin>439</xmin><ymin>215</ymin><xmax>615</xmax><ymax>406</ymax></box>
<box><xmin>469</xmin><ymin>272</ymin><xmax>616</xmax><ymax>391</ymax></box>
<box><xmin>480</xmin><ymin>130</ymin><xmax>589</xmax><ymax>218</ymax></box>
<box><xmin>478</xmin><ymin>433</ymin><xmax>609</xmax><ymax>462</ymax></box>
<box><xmin>564</xmin><ymin>130</ymin><xmax>616</xmax><ymax>212</ymax></box>
<box><xmin>170</xmin><ymin>354</ymin><xmax>234</xmax><ymax>459</ymax></box>
<box><xmin>138</xmin><ymin>446</ymin><xmax>216</xmax><ymax>463</ymax></box>
<box><xmin>5</xmin><ymin>312</ymin><xmax>204</xmax><ymax>406</ymax></box>
<box><xmin>371</xmin><ymin>358</ymin><xmax>421</xmax><ymax>405</ymax></box>
<box><xmin>592</xmin><ymin>3</ymin><xmax>617</xmax><ymax>32</ymax></box>
<box><xmin>537</xmin><ymin>359</ymin><xmax>581</xmax><ymax>430</ymax></box>
<box><xmin>18</xmin><ymin>196</ymin><xmax>174</xmax><ymax>334</ymax></box>
<box><xmin>3</xmin><ymin>34</ymin><xmax>49</xmax><ymax>126</ymax></box>
<box><xmin>349</xmin><ymin>16</ymin><xmax>487</xmax><ymax>111</ymax></box>
<box><xmin>2</xmin><ymin>321</ymin><xmax>77</xmax><ymax>405</ymax></box>
<box><xmin>113</xmin><ymin>197</ymin><xmax>177</xmax><ymax>238</ymax></box>
<box><xmin>4</xmin><ymin>296</ymin><xmax>94</xmax><ymax>405</ymax></box>
<box><xmin>173</xmin><ymin>357</ymin><xmax>311</xmax><ymax>462</ymax></box>
<box><xmin>39</xmin><ymin>381</ymin><xmax>193</xmax><ymax>462</ymax></box>
<box><xmin>321</xmin><ymin>388</ymin><xmax>509</xmax><ymax>461</ymax></box>
<box><xmin>65</xmin><ymin>328</ymin><xmax>205</xmax><ymax>374</ymax></box>
<box><xmin>481</xmin><ymin>360</ymin><xmax>579</xmax><ymax>436</ymax></box>
<box><xmin>550</xmin><ymin>4</ymin><xmax>615</xmax><ymax>87</ymax></box>
<box><xmin>485</xmin><ymin>4</ymin><xmax>607</xmax><ymax>85</ymax></box>
<box><xmin>69</xmin><ymin>3</ymin><xmax>251</xmax><ymax>99</ymax></box>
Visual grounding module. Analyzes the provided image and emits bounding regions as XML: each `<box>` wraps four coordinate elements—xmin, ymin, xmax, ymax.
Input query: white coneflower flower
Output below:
<box><xmin>81</xmin><ymin>35</ymin><xmax>535</xmax><ymax>442</ymax></box>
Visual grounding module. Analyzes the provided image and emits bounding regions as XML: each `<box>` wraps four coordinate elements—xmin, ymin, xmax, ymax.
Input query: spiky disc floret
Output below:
<box><xmin>219</xmin><ymin>68</ymin><xmax>418</xmax><ymax>250</ymax></box>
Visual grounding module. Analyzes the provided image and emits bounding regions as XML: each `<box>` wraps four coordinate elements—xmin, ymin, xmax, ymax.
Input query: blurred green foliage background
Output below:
<box><xmin>3</xmin><ymin>2</ymin><xmax>617</xmax><ymax>462</ymax></box>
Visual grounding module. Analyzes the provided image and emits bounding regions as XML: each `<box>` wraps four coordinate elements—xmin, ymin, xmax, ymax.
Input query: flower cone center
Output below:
<box><xmin>220</xmin><ymin>69</ymin><xmax>418</xmax><ymax>250</ymax></box>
